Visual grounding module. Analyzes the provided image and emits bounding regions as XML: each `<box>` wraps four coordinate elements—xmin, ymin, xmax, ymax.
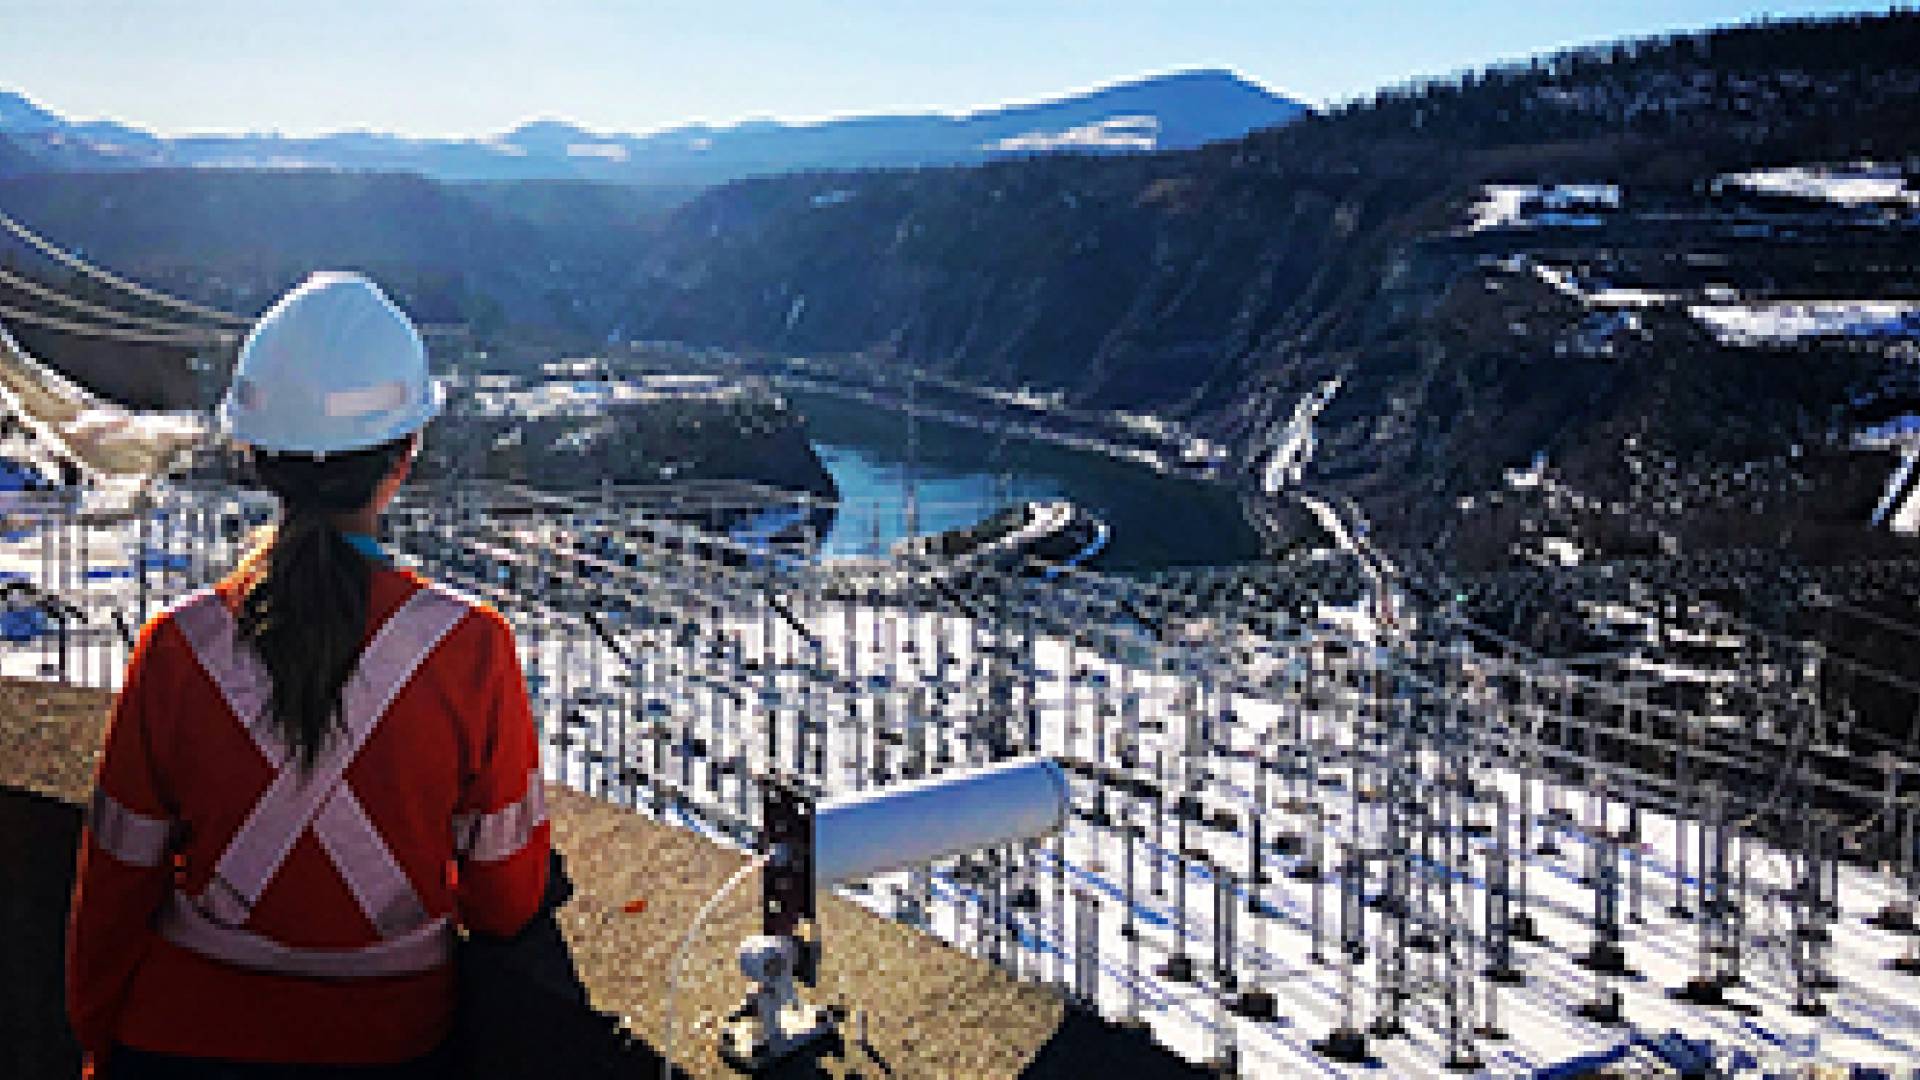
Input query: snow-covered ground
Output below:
<box><xmin>1528</xmin><ymin>262</ymin><xmax>1677</xmax><ymax>310</ymax></box>
<box><xmin>1466</xmin><ymin>185</ymin><xmax>1621</xmax><ymax>233</ymax></box>
<box><xmin>1716</xmin><ymin>164</ymin><xmax>1920</xmax><ymax>210</ymax></box>
<box><xmin>1261</xmin><ymin>381</ymin><xmax>1339</xmax><ymax>496</ymax></box>
<box><xmin>991</xmin><ymin>115</ymin><xmax>1160</xmax><ymax>153</ymax></box>
<box><xmin>1689</xmin><ymin>301</ymin><xmax>1920</xmax><ymax>346</ymax></box>
<box><xmin>467</xmin><ymin>372</ymin><xmax>744</xmax><ymax>420</ymax></box>
<box><xmin>1870</xmin><ymin>448</ymin><xmax>1920</xmax><ymax>536</ymax></box>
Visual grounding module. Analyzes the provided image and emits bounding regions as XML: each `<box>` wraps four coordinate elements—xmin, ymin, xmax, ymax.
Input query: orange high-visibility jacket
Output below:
<box><xmin>66</xmin><ymin>565</ymin><xmax>550</xmax><ymax>1066</ymax></box>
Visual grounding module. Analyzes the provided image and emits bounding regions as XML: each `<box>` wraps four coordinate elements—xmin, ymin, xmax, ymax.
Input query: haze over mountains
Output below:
<box><xmin>0</xmin><ymin>68</ymin><xmax>1305</xmax><ymax>185</ymax></box>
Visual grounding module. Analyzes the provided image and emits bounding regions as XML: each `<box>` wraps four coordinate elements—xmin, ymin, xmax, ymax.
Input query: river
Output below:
<box><xmin>792</xmin><ymin>391</ymin><xmax>1262</xmax><ymax>570</ymax></box>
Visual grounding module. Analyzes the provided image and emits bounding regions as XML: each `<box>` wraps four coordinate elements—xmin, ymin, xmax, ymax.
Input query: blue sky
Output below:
<box><xmin>0</xmin><ymin>1</ymin><xmax>1897</xmax><ymax>137</ymax></box>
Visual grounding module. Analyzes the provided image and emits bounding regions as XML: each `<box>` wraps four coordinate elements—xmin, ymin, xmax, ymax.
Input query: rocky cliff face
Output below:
<box><xmin>619</xmin><ymin>12</ymin><xmax>1920</xmax><ymax>561</ymax></box>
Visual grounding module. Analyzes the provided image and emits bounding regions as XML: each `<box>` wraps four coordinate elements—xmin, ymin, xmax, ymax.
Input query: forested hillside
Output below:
<box><xmin>0</xmin><ymin>170</ymin><xmax>663</xmax><ymax>334</ymax></box>
<box><xmin>618</xmin><ymin>11</ymin><xmax>1920</xmax><ymax>561</ymax></box>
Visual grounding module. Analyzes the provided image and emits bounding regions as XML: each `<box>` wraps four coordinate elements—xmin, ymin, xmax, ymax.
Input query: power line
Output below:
<box><xmin>1818</xmin><ymin>591</ymin><xmax>1920</xmax><ymax>642</ymax></box>
<box><xmin>0</xmin><ymin>209</ymin><xmax>250</xmax><ymax>327</ymax></box>
<box><xmin>0</xmin><ymin>302</ymin><xmax>228</xmax><ymax>346</ymax></box>
<box><xmin>0</xmin><ymin>206</ymin><xmax>470</xmax><ymax>341</ymax></box>
<box><xmin>0</xmin><ymin>265</ymin><xmax>240</xmax><ymax>338</ymax></box>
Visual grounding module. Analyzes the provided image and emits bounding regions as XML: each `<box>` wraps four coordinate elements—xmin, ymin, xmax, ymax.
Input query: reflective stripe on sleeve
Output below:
<box><xmin>88</xmin><ymin>788</ymin><xmax>176</xmax><ymax>868</ymax></box>
<box><xmin>454</xmin><ymin>773</ymin><xmax>546</xmax><ymax>864</ymax></box>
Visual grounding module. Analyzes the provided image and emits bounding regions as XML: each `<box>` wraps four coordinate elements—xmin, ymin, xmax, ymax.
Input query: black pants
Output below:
<box><xmin>106</xmin><ymin>1042</ymin><xmax>455</xmax><ymax>1080</ymax></box>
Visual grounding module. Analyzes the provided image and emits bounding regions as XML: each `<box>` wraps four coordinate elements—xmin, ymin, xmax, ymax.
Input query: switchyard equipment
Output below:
<box><xmin>8</xmin><ymin>479</ymin><xmax>1920</xmax><ymax>1077</ymax></box>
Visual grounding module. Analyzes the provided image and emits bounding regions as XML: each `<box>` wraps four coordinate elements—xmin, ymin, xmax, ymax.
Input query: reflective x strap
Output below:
<box><xmin>87</xmin><ymin>787</ymin><xmax>177</xmax><ymax>868</ymax></box>
<box><xmin>313</xmin><ymin>781</ymin><xmax>433</xmax><ymax>936</ymax></box>
<box><xmin>171</xmin><ymin>586</ymin><xmax>469</xmax><ymax>935</ymax></box>
<box><xmin>453</xmin><ymin>768</ymin><xmax>547</xmax><ymax>864</ymax></box>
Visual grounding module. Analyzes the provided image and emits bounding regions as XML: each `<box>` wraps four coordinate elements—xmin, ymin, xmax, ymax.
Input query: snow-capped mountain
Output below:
<box><xmin>0</xmin><ymin>69</ymin><xmax>1305</xmax><ymax>185</ymax></box>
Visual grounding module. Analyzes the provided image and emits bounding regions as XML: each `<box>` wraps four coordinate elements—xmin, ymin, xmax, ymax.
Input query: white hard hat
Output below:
<box><xmin>220</xmin><ymin>271</ymin><xmax>444</xmax><ymax>454</ymax></box>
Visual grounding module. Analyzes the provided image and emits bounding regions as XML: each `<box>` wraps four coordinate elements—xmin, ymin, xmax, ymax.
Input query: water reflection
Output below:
<box><xmin>796</xmin><ymin>392</ymin><xmax>1261</xmax><ymax>570</ymax></box>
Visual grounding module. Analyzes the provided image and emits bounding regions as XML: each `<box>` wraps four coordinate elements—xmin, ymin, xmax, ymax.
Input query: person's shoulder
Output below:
<box><xmin>394</xmin><ymin>569</ymin><xmax>516</xmax><ymax>649</ymax></box>
<box><xmin>119</xmin><ymin>583</ymin><xmax>231</xmax><ymax>691</ymax></box>
<box><xmin>141</xmin><ymin>581</ymin><xmax>233</xmax><ymax>646</ymax></box>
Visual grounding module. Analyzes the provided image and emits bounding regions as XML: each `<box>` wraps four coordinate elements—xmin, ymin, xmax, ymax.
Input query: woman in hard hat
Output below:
<box><xmin>67</xmin><ymin>273</ymin><xmax>550</xmax><ymax>1077</ymax></box>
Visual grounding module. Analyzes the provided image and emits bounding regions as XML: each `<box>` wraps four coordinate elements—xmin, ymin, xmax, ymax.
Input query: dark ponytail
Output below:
<box><xmin>238</xmin><ymin>436</ymin><xmax>413</xmax><ymax>771</ymax></box>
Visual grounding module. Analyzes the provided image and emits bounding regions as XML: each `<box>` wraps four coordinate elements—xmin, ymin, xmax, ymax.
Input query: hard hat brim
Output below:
<box><xmin>221</xmin><ymin>377</ymin><xmax>444</xmax><ymax>455</ymax></box>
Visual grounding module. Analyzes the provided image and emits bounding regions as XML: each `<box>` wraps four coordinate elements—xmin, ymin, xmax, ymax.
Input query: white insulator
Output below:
<box><xmin>813</xmin><ymin>757</ymin><xmax>1069</xmax><ymax>886</ymax></box>
<box><xmin>738</xmin><ymin>934</ymin><xmax>797</xmax><ymax>983</ymax></box>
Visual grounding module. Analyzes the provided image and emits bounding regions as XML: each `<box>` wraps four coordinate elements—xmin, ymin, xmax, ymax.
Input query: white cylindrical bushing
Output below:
<box><xmin>738</xmin><ymin>934</ymin><xmax>796</xmax><ymax>983</ymax></box>
<box><xmin>813</xmin><ymin>757</ymin><xmax>1070</xmax><ymax>886</ymax></box>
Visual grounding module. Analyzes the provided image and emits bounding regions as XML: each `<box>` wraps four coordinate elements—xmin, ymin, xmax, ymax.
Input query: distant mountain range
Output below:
<box><xmin>0</xmin><ymin>69</ymin><xmax>1305</xmax><ymax>185</ymax></box>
